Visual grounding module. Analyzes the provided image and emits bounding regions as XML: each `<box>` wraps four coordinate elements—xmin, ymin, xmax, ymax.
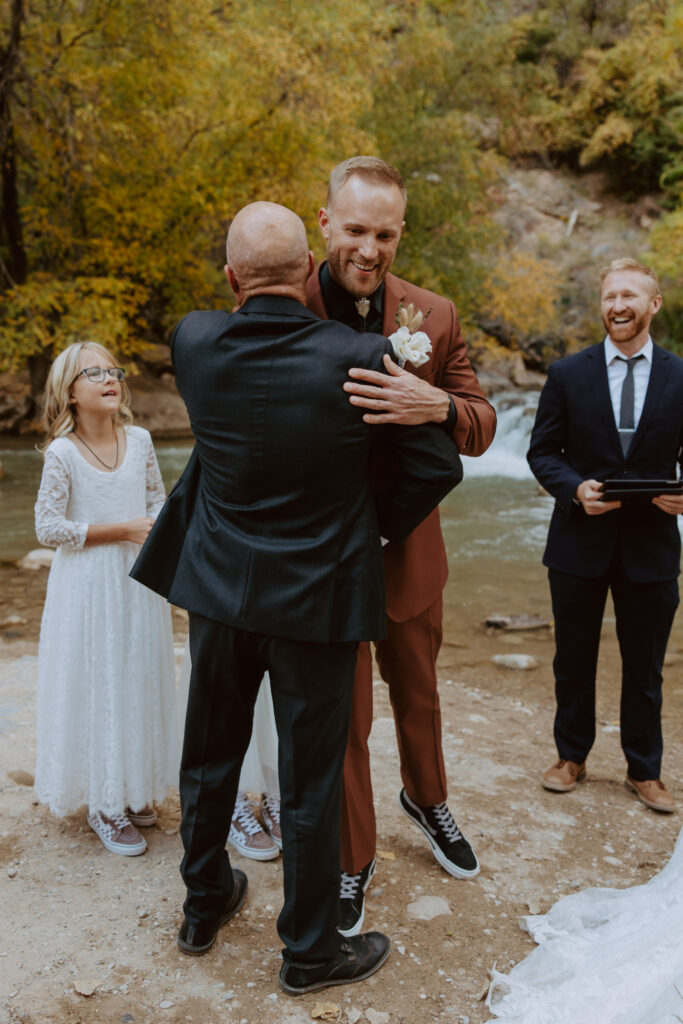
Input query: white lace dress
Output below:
<box><xmin>487</xmin><ymin>826</ymin><xmax>683</xmax><ymax>1024</ymax></box>
<box><xmin>34</xmin><ymin>426</ymin><xmax>179</xmax><ymax>817</ymax></box>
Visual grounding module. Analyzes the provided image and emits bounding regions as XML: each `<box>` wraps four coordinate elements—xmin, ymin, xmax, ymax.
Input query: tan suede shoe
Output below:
<box><xmin>625</xmin><ymin>776</ymin><xmax>676</xmax><ymax>813</ymax></box>
<box><xmin>541</xmin><ymin>759</ymin><xmax>587</xmax><ymax>792</ymax></box>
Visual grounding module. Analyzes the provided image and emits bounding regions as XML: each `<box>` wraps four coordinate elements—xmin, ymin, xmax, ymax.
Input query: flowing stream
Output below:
<box><xmin>4</xmin><ymin>390</ymin><xmax>681</xmax><ymax>569</ymax></box>
<box><xmin>3</xmin><ymin>394</ymin><xmax>682</xmax><ymax>711</ymax></box>
<box><xmin>0</xmin><ymin>392</ymin><xmax>548</xmax><ymax>564</ymax></box>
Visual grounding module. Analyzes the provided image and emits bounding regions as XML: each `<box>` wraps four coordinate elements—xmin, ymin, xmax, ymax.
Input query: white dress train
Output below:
<box><xmin>487</xmin><ymin>827</ymin><xmax>683</xmax><ymax>1024</ymax></box>
<box><xmin>177</xmin><ymin>642</ymin><xmax>279</xmax><ymax>794</ymax></box>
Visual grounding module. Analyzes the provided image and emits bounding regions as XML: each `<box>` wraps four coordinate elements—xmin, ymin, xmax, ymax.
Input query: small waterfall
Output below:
<box><xmin>462</xmin><ymin>390</ymin><xmax>539</xmax><ymax>479</ymax></box>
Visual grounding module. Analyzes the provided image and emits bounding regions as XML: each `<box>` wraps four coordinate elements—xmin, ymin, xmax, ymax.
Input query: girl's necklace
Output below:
<box><xmin>73</xmin><ymin>429</ymin><xmax>119</xmax><ymax>471</ymax></box>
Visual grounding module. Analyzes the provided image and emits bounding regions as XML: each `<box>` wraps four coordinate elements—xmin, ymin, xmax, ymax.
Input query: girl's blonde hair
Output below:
<box><xmin>39</xmin><ymin>342</ymin><xmax>133</xmax><ymax>451</ymax></box>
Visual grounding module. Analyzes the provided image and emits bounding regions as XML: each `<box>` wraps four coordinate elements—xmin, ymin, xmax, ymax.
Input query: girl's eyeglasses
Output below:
<box><xmin>75</xmin><ymin>367</ymin><xmax>126</xmax><ymax>383</ymax></box>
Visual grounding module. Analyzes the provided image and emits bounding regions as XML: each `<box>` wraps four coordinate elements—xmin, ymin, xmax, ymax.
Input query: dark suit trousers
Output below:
<box><xmin>340</xmin><ymin>596</ymin><xmax>447</xmax><ymax>875</ymax></box>
<box><xmin>180</xmin><ymin>612</ymin><xmax>357</xmax><ymax>963</ymax></box>
<box><xmin>549</xmin><ymin>559</ymin><xmax>679</xmax><ymax>779</ymax></box>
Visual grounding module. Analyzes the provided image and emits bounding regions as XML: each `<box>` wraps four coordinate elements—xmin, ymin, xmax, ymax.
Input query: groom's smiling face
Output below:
<box><xmin>318</xmin><ymin>176</ymin><xmax>405</xmax><ymax>299</ymax></box>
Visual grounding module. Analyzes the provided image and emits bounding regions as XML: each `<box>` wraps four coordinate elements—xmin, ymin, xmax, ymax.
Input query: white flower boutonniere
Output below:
<box><xmin>389</xmin><ymin>302</ymin><xmax>433</xmax><ymax>368</ymax></box>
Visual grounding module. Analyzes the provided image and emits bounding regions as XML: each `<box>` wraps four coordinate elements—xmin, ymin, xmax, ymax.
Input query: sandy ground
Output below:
<box><xmin>1</xmin><ymin>560</ymin><xmax>682</xmax><ymax>1024</ymax></box>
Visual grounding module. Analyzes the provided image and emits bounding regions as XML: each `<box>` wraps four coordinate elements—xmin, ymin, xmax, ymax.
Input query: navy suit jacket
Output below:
<box><xmin>527</xmin><ymin>341</ymin><xmax>683</xmax><ymax>581</ymax></box>
<box><xmin>131</xmin><ymin>295</ymin><xmax>462</xmax><ymax>642</ymax></box>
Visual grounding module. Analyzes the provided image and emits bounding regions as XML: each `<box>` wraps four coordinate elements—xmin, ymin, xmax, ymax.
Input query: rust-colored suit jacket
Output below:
<box><xmin>306</xmin><ymin>266</ymin><xmax>496</xmax><ymax>622</ymax></box>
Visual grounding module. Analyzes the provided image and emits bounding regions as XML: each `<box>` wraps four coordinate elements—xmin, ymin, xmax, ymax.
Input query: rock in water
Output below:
<box><xmin>17</xmin><ymin>548</ymin><xmax>55</xmax><ymax>570</ymax></box>
<box><xmin>485</xmin><ymin>613</ymin><xmax>552</xmax><ymax>631</ymax></box>
<box><xmin>491</xmin><ymin>654</ymin><xmax>538</xmax><ymax>670</ymax></box>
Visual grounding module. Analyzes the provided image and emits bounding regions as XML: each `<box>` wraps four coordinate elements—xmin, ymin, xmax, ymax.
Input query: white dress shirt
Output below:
<box><xmin>604</xmin><ymin>335</ymin><xmax>653</xmax><ymax>430</ymax></box>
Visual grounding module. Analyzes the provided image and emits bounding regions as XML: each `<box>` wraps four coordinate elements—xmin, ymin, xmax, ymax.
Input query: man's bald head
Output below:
<box><xmin>225</xmin><ymin>202</ymin><xmax>312</xmax><ymax>302</ymax></box>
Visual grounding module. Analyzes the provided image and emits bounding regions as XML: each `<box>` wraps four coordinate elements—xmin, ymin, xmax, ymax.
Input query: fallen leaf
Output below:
<box><xmin>376</xmin><ymin>850</ymin><xmax>395</xmax><ymax>861</ymax></box>
<box><xmin>346</xmin><ymin>1009</ymin><xmax>362</xmax><ymax>1024</ymax></box>
<box><xmin>311</xmin><ymin>1001</ymin><xmax>341</xmax><ymax>1021</ymax></box>
<box><xmin>365</xmin><ymin>1010</ymin><xmax>390</xmax><ymax>1024</ymax></box>
<box><xmin>74</xmin><ymin>977</ymin><xmax>100</xmax><ymax>996</ymax></box>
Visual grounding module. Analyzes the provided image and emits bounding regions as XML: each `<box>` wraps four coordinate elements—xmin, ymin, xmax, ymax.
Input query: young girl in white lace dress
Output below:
<box><xmin>34</xmin><ymin>342</ymin><xmax>178</xmax><ymax>856</ymax></box>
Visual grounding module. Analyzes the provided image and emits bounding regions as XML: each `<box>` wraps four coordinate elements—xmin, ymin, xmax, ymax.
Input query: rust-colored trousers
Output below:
<box><xmin>340</xmin><ymin>596</ymin><xmax>447</xmax><ymax>874</ymax></box>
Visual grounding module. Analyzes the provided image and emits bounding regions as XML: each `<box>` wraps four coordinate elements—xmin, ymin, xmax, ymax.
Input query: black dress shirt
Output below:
<box><xmin>318</xmin><ymin>262</ymin><xmax>457</xmax><ymax>434</ymax></box>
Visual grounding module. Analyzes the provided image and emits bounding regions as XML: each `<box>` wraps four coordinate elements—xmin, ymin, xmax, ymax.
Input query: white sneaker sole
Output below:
<box><xmin>127</xmin><ymin>810</ymin><xmax>158</xmax><ymax>827</ymax></box>
<box><xmin>338</xmin><ymin>908</ymin><xmax>364</xmax><ymax>939</ymax></box>
<box><xmin>228</xmin><ymin>834</ymin><xmax>280</xmax><ymax>861</ymax></box>
<box><xmin>399</xmin><ymin>794</ymin><xmax>480</xmax><ymax>879</ymax></box>
<box><xmin>338</xmin><ymin>859</ymin><xmax>376</xmax><ymax>938</ymax></box>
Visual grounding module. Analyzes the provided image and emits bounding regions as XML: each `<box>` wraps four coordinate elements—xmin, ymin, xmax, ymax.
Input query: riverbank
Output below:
<box><xmin>2</xmin><ymin>556</ymin><xmax>682</xmax><ymax>1024</ymax></box>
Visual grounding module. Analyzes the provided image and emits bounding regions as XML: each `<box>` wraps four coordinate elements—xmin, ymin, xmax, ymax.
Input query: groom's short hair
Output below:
<box><xmin>327</xmin><ymin>157</ymin><xmax>407</xmax><ymax>209</ymax></box>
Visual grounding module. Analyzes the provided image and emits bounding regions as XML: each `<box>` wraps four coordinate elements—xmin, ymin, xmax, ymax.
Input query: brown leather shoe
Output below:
<box><xmin>541</xmin><ymin>759</ymin><xmax>587</xmax><ymax>792</ymax></box>
<box><xmin>625</xmin><ymin>776</ymin><xmax>676</xmax><ymax>813</ymax></box>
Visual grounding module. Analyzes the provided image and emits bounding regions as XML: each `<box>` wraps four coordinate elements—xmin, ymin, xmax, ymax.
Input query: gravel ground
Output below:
<box><xmin>2</xmin><ymin>562</ymin><xmax>682</xmax><ymax>1024</ymax></box>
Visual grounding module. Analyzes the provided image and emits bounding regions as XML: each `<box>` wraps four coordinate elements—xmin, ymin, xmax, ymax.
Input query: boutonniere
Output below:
<box><xmin>389</xmin><ymin>303</ymin><xmax>433</xmax><ymax>368</ymax></box>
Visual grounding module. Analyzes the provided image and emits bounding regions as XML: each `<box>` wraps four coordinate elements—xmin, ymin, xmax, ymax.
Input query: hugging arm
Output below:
<box><xmin>344</xmin><ymin>303</ymin><xmax>496</xmax><ymax>455</ymax></box>
<box><xmin>372</xmin><ymin>420</ymin><xmax>463</xmax><ymax>544</ymax></box>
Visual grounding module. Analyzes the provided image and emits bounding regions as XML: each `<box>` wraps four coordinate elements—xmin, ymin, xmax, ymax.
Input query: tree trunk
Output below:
<box><xmin>1</xmin><ymin>118</ymin><xmax>27</xmax><ymax>286</ymax></box>
<box><xmin>0</xmin><ymin>0</ymin><xmax>27</xmax><ymax>288</ymax></box>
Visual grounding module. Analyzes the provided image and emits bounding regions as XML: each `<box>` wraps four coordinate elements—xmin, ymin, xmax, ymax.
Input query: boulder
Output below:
<box><xmin>491</xmin><ymin>653</ymin><xmax>539</xmax><ymax>670</ymax></box>
<box><xmin>17</xmin><ymin>548</ymin><xmax>55</xmax><ymax>570</ymax></box>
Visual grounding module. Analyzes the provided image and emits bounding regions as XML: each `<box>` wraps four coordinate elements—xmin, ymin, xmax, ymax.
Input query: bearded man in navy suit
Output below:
<box><xmin>527</xmin><ymin>258</ymin><xmax>683</xmax><ymax>812</ymax></box>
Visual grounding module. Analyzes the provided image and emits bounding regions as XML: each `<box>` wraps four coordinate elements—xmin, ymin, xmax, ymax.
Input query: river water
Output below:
<box><xmin>2</xmin><ymin>389</ymin><xmax>681</xmax><ymax>580</ymax></box>
<box><xmin>3</xmin><ymin>395</ymin><xmax>682</xmax><ymax>713</ymax></box>
<box><xmin>0</xmin><ymin>391</ymin><xmax>548</xmax><ymax>564</ymax></box>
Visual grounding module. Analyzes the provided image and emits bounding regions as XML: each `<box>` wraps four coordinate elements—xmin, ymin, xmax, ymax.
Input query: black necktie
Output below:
<box><xmin>617</xmin><ymin>354</ymin><xmax>644</xmax><ymax>456</ymax></box>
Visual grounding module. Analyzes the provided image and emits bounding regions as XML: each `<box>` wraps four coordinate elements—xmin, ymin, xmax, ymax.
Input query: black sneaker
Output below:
<box><xmin>338</xmin><ymin>856</ymin><xmax>376</xmax><ymax>937</ymax></box>
<box><xmin>279</xmin><ymin>931</ymin><xmax>390</xmax><ymax>996</ymax></box>
<box><xmin>399</xmin><ymin>788</ymin><xmax>479</xmax><ymax>878</ymax></box>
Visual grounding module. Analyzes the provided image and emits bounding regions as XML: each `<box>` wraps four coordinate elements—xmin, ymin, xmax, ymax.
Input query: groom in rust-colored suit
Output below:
<box><xmin>306</xmin><ymin>156</ymin><xmax>497</xmax><ymax>936</ymax></box>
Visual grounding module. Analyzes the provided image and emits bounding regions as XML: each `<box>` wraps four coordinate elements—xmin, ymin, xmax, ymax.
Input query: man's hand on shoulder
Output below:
<box><xmin>344</xmin><ymin>353</ymin><xmax>450</xmax><ymax>425</ymax></box>
<box><xmin>652</xmin><ymin>492</ymin><xmax>683</xmax><ymax>515</ymax></box>
<box><xmin>575</xmin><ymin>479</ymin><xmax>621</xmax><ymax>515</ymax></box>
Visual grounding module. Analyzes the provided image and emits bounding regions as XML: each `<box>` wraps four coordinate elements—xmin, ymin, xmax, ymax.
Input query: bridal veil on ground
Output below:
<box><xmin>487</xmin><ymin>826</ymin><xmax>683</xmax><ymax>1024</ymax></box>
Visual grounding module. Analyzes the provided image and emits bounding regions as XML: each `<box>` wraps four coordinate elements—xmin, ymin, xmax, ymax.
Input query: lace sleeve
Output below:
<box><xmin>145</xmin><ymin>436</ymin><xmax>167</xmax><ymax>518</ymax></box>
<box><xmin>34</xmin><ymin>448</ymin><xmax>88</xmax><ymax>550</ymax></box>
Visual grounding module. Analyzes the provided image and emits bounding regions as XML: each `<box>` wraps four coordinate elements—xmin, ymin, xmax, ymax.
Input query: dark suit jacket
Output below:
<box><xmin>131</xmin><ymin>295</ymin><xmax>462</xmax><ymax>642</ymax></box>
<box><xmin>527</xmin><ymin>341</ymin><xmax>683</xmax><ymax>582</ymax></box>
<box><xmin>307</xmin><ymin>265</ymin><xmax>496</xmax><ymax>621</ymax></box>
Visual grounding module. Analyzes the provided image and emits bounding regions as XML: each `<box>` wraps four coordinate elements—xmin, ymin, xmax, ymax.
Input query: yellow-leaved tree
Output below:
<box><xmin>0</xmin><ymin>0</ymin><xmax>389</xmax><ymax>401</ymax></box>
